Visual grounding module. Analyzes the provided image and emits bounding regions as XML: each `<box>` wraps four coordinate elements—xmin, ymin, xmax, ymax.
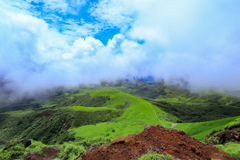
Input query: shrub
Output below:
<box><xmin>25</xmin><ymin>139</ymin><xmax>49</xmax><ymax>153</ymax></box>
<box><xmin>0</xmin><ymin>143</ymin><xmax>25</xmax><ymax>160</ymax></box>
<box><xmin>57</xmin><ymin>142</ymin><xmax>86</xmax><ymax>160</ymax></box>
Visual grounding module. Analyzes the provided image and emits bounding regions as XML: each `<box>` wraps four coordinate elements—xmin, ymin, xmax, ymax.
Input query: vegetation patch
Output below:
<box><xmin>225</xmin><ymin>118</ymin><xmax>240</xmax><ymax>129</ymax></box>
<box><xmin>0</xmin><ymin>142</ymin><xmax>25</xmax><ymax>160</ymax></box>
<box><xmin>62</xmin><ymin>106</ymin><xmax>118</xmax><ymax>112</ymax></box>
<box><xmin>216</xmin><ymin>142</ymin><xmax>240</xmax><ymax>159</ymax></box>
<box><xmin>69</xmin><ymin>89</ymin><xmax>176</xmax><ymax>142</ymax></box>
<box><xmin>1</xmin><ymin>83</ymin><xmax>240</xmax><ymax>159</ymax></box>
<box><xmin>174</xmin><ymin>115</ymin><xmax>240</xmax><ymax>142</ymax></box>
<box><xmin>56</xmin><ymin>142</ymin><xmax>86</xmax><ymax>160</ymax></box>
<box><xmin>0</xmin><ymin>108</ymin><xmax>121</xmax><ymax>144</ymax></box>
<box><xmin>76</xmin><ymin>136</ymin><xmax>111</xmax><ymax>147</ymax></box>
<box><xmin>146</xmin><ymin>98</ymin><xmax>240</xmax><ymax>123</ymax></box>
<box><xmin>56</xmin><ymin>94</ymin><xmax>110</xmax><ymax>108</ymax></box>
<box><xmin>0</xmin><ymin>98</ymin><xmax>42</xmax><ymax>113</ymax></box>
<box><xmin>139</xmin><ymin>152</ymin><xmax>174</xmax><ymax>160</ymax></box>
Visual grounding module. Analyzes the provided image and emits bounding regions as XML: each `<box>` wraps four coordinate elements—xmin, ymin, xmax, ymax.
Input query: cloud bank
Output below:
<box><xmin>1</xmin><ymin>0</ymin><xmax>240</xmax><ymax>95</ymax></box>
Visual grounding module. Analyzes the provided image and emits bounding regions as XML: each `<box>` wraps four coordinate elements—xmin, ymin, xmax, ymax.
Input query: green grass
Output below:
<box><xmin>56</xmin><ymin>94</ymin><xmax>111</xmax><ymax>108</ymax></box>
<box><xmin>163</xmin><ymin>98</ymin><xmax>181</xmax><ymax>103</ymax></box>
<box><xmin>225</xmin><ymin>117</ymin><xmax>240</xmax><ymax>129</ymax></box>
<box><xmin>42</xmin><ymin>104</ymin><xmax>56</xmax><ymax>108</ymax></box>
<box><xmin>0</xmin><ymin>107</ymin><xmax>121</xmax><ymax>144</ymax></box>
<box><xmin>61</xmin><ymin>106</ymin><xmax>118</xmax><ymax>112</ymax></box>
<box><xmin>4</xmin><ymin>109</ymin><xmax>35</xmax><ymax>117</ymax></box>
<box><xmin>146</xmin><ymin>97</ymin><xmax>240</xmax><ymax>123</ymax></box>
<box><xmin>2</xmin><ymin>83</ymin><xmax>240</xmax><ymax>159</ymax></box>
<box><xmin>0</xmin><ymin>145</ymin><xmax>4</xmax><ymax>149</ymax></box>
<box><xmin>0</xmin><ymin>139</ymin><xmax>86</xmax><ymax>160</ymax></box>
<box><xmin>25</xmin><ymin>140</ymin><xmax>49</xmax><ymax>153</ymax></box>
<box><xmin>0</xmin><ymin>142</ymin><xmax>25</xmax><ymax>160</ymax></box>
<box><xmin>174</xmin><ymin>115</ymin><xmax>240</xmax><ymax>142</ymax></box>
<box><xmin>216</xmin><ymin>142</ymin><xmax>240</xmax><ymax>159</ymax></box>
<box><xmin>69</xmin><ymin>88</ymin><xmax>175</xmax><ymax>141</ymax></box>
<box><xmin>139</xmin><ymin>152</ymin><xmax>174</xmax><ymax>160</ymax></box>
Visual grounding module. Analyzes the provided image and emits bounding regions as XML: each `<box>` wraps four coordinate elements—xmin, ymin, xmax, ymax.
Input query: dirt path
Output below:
<box><xmin>171</xmin><ymin>123</ymin><xmax>177</xmax><ymax>128</ymax></box>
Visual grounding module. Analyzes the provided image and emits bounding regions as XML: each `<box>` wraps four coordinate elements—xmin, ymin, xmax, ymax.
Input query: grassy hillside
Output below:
<box><xmin>1</xmin><ymin>84</ymin><xmax>240</xmax><ymax>144</ymax></box>
<box><xmin>69</xmin><ymin>88</ymin><xmax>177</xmax><ymax>141</ymax></box>
<box><xmin>0</xmin><ymin>89</ymin><xmax>124</xmax><ymax>144</ymax></box>
<box><xmin>0</xmin><ymin>86</ymin><xmax>178</xmax><ymax>145</ymax></box>
<box><xmin>173</xmin><ymin>116</ymin><xmax>240</xmax><ymax>142</ymax></box>
<box><xmin>117</xmin><ymin>81</ymin><xmax>240</xmax><ymax>122</ymax></box>
<box><xmin>146</xmin><ymin>98</ymin><xmax>240</xmax><ymax>122</ymax></box>
<box><xmin>1</xmin><ymin>82</ymin><xmax>240</xmax><ymax>159</ymax></box>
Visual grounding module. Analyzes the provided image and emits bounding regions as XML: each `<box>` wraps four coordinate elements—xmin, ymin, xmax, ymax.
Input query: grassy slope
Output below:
<box><xmin>173</xmin><ymin>116</ymin><xmax>240</xmax><ymax>142</ymax></box>
<box><xmin>62</xmin><ymin>87</ymin><xmax>240</xmax><ymax>143</ymax></box>
<box><xmin>1</xmin><ymin>85</ymin><xmax>240</xmax><ymax>159</ymax></box>
<box><xmin>0</xmin><ymin>86</ymin><xmax>177</xmax><ymax>145</ymax></box>
<box><xmin>68</xmin><ymin>87</ymin><xmax>240</xmax><ymax>158</ymax></box>
<box><xmin>3</xmin><ymin>109</ymin><xmax>35</xmax><ymax>117</ymax></box>
<box><xmin>69</xmin><ymin>87</ymin><xmax>176</xmax><ymax>141</ymax></box>
<box><xmin>2</xmin><ymin>86</ymin><xmax>239</xmax><ymax>144</ymax></box>
<box><xmin>216</xmin><ymin>142</ymin><xmax>240</xmax><ymax>159</ymax></box>
<box><xmin>61</xmin><ymin>106</ymin><xmax>118</xmax><ymax>112</ymax></box>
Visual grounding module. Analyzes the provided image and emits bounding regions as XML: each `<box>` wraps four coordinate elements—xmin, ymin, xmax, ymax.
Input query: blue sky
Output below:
<box><xmin>1</xmin><ymin>0</ymin><xmax>240</xmax><ymax>92</ymax></box>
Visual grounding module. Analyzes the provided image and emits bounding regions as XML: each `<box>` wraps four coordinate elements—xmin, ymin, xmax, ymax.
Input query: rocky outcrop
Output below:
<box><xmin>206</xmin><ymin>127</ymin><xmax>240</xmax><ymax>145</ymax></box>
<box><xmin>79</xmin><ymin>125</ymin><xmax>236</xmax><ymax>160</ymax></box>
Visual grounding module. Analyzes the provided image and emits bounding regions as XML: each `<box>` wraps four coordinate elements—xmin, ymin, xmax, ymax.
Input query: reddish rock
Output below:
<box><xmin>207</xmin><ymin>127</ymin><xmax>240</xmax><ymax>145</ymax></box>
<box><xmin>80</xmin><ymin>125</ymin><xmax>236</xmax><ymax>160</ymax></box>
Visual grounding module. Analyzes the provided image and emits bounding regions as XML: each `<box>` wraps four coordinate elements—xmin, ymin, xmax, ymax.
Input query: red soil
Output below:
<box><xmin>80</xmin><ymin>125</ymin><xmax>237</xmax><ymax>160</ymax></box>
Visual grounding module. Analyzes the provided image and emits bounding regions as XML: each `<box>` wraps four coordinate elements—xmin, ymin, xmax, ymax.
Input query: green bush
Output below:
<box><xmin>57</xmin><ymin>142</ymin><xmax>86</xmax><ymax>160</ymax></box>
<box><xmin>0</xmin><ymin>143</ymin><xmax>25</xmax><ymax>160</ymax></box>
<box><xmin>139</xmin><ymin>152</ymin><xmax>174</xmax><ymax>160</ymax></box>
<box><xmin>25</xmin><ymin>140</ymin><xmax>49</xmax><ymax>153</ymax></box>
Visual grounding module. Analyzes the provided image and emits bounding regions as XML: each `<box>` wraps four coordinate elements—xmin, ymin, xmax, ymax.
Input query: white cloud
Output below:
<box><xmin>63</xmin><ymin>37</ymin><xmax>103</xmax><ymax>59</ymax></box>
<box><xmin>90</xmin><ymin>0</ymin><xmax>240</xmax><ymax>90</ymax></box>
<box><xmin>1</xmin><ymin>0</ymin><xmax>240</xmax><ymax>94</ymax></box>
<box><xmin>0</xmin><ymin>2</ymin><xmax>146</xmax><ymax>94</ymax></box>
<box><xmin>2</xmin><ymin>0</ymin><xmax>104</xmax><ymax>43</ymax></box>
<box><xmin>107</xmin><ymin>34</ymin><xmax>124</xmax><ymax>48</ymax></box>
<box><xmin>62</xmin><ymin>19</ymin><xmax>103</xmax><ymax>38</ymax></box>
<box><xmin>0</xmin><ymin>4</ymin><xmax>71</xmax><ymax>91</ymax></box>
<box><xmin>90</xmin><ymin>0</ymin><xmax>135</xmax><ymax>30</ymax></box>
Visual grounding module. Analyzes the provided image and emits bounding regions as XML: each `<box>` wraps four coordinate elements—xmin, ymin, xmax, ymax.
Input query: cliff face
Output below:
<box><xmin>80</xmin><ymin>125</ymin><xmax>236</xmax><ymax>160</ymax></box>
